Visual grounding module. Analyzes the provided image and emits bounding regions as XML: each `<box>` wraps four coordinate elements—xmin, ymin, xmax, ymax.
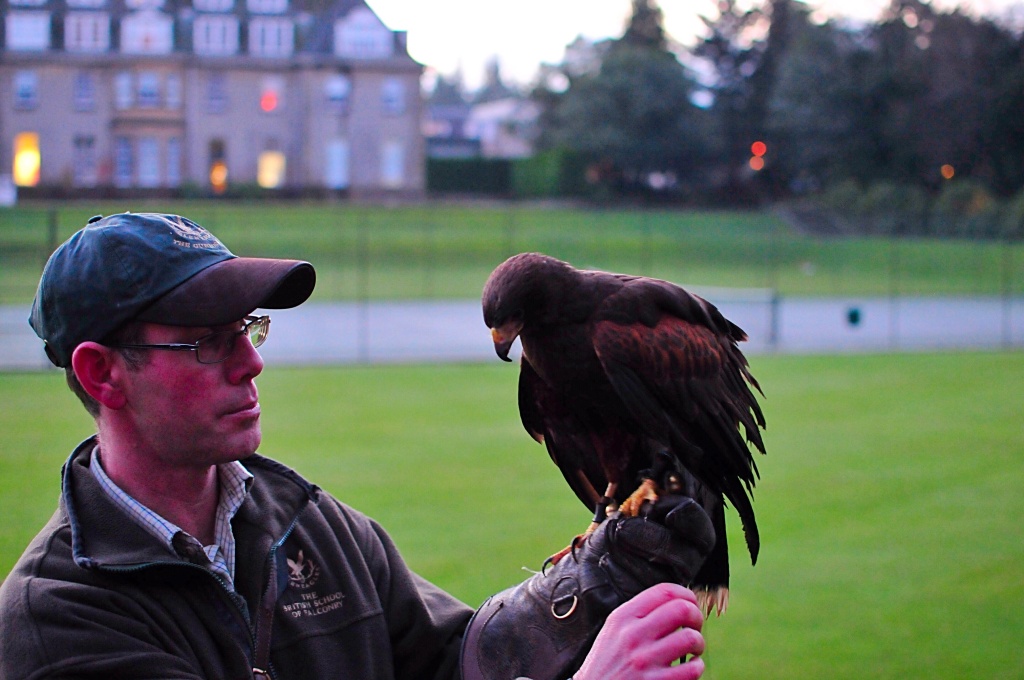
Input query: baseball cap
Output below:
<box><xmin>29</xmin><ymin>212</ymin><xmax>316</xmax><ymax>367</ymax></box>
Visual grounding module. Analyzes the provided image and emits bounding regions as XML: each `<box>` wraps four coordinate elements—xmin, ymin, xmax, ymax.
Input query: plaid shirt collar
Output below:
<box><xmin>90</xmin><ymin>446</ymin><xmax>253</xmax><ymax>589</ymax></box>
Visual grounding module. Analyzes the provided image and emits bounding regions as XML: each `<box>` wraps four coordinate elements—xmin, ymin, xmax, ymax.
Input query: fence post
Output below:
<box><xmin>46</xmin><ymin>208</ymin><xmax>59</xmax><ymax>262</ymax></box>
<box><xmin>357</xmin><ymin>209</ymin><xmax>369</xmax><ymax>363</ymax></box>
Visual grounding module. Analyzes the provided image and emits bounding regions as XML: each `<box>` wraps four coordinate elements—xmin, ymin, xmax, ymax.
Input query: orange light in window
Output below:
<box><xmin>210</xmin><ymin>161</ymin><xmax>228</xmax><ymax>194</ymax></box>
<box><xmin>260</xmin><ymin>91</ymin><xmax>278</xmax><ymax>112</ymax></box>
<box><xmin>13</xmin><ymin>132</ymin><xmax>40</xmax><ymax>186</ymax></box>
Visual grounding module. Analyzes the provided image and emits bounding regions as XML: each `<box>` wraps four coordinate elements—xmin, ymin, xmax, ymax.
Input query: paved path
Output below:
<box><xmin>2</xmin><ymin>296</ymin><xmax>1022</xmax><ymax>371</ymax></box>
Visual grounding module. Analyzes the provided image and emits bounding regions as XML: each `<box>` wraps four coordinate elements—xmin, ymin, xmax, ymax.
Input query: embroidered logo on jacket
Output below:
<box><xmin>282</xmin><ymin>549</ymin><xmax>345</xmax><ymax>619</ymax></box>
<box><xmin>286</xmin><ymin>549</ymin><xmax>320</xmax><ymax>589</ymax></box>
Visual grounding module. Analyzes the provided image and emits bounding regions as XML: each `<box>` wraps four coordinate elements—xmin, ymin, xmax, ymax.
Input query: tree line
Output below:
<box><xmin>531</xmin><ymin>0</ymin><xmax>1024</xmax><ymax>238</ymax></box>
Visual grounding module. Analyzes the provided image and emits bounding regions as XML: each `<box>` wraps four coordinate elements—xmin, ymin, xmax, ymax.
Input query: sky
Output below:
<box><xmin>366</xmin><ymin>0</ymin><xmax>1022</xmax><ymax>90</ymax></box>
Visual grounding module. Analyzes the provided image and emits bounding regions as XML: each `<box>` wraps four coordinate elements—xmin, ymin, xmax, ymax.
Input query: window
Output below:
<box><xmin>209</xmin><ymin>139</ymin><xmax>228</xmax><ymax>194</ymax></box>
<box><xmin>138</xmin><ymin>137</ymin><xmax>160</xmax><ymax>187</ymax></box>
<box><xmin>67</xmin><ymin>0</ymin><xmax>106</xmax><ymax>7</ymax></box>
<box><xmin>13</xmin><ymin>132</ymin><xmax>40</xmax><ymax>187</ymax></box>
<box><xmin>6</xmin><ymin>12</ymin><xmax>51</xmax><ymax>51</ymax></box>
<box><xmin>207</xmin><ymin>72</ymin><xmax>227</xmax><ymax>114</ymax></box>
<box><xmin>13</xmin><ymin>71</ymin><xmax>39</xmax><ymax>110</ymax></box>
<box><xmin>249</xmin><ymin>18</ymin><xmax>293</xmax><ymax>57</ymax></box>
<box><xmin>136</xmin><ymin>72</ymin><xmax>159</xmax><ymax>108</ymax></box>
<box><xmin>257</xmin><ymin>150</ymin><xmax>285</xmax><ymax>188</ymax></box>
<box><xmin>380</xmin><ymin>140</ymin><xmax>404</xmax><ymax>188</ymax></box>
<box><xmin>10</xmin><ymin>0</ymin><xmax>47</xmax><ymax>6</ymax></box>
<box><xmin>324</xmin><ymin>74</ymin><xmax>350</xmax><ymax>113</ymax></box>
<box><xmin>193</xmin><ymin>0</ymin><xmax>233</xmax><ymax>10</ymax></box>
<box><xmin>325</xmin><ymin>139</ymin><xmax>349</xmax><ymax>189</ymax></box>
<box><xmin>334</xmin><ymin>8</ymin><xmax>392</xmax><ymax>59</ymax></box>
<box><xmin>247</xmin><ymin>0</ymin><xmax>287</xmax><ymax>14</ymax></box>
<box><xmin>125</xmin><ymin>0</ymin><xmax>165</xmax><ymax>8</ymax></box>
<box><xmin>115</xmin><ymin>71</ymin><xmax>133</xmax><ymax>109</ymax></box>
<box><xmin>259</xmin><ymin>76</ymin><xmax>283</xmax><ymax>113</ymax></box>
<box><xmin>114</xmin><ymin>136</ymin><xmax>132</xmax><ymax>187</ymax></box>
<box><xmin>73</xmin><ymin>72</ymin><xmax>96</xmax><ymax>111</ymax></box>
<box><xmin>381</xmin><ymin>78</ymin><xmax>405</xmax><ymax>115</ymax></box>
<box><xmin>165</xmin><ymin>73</ymin><xmax>181</xmax><ymax>109</ymax></box>
<box><xmin>193</xmin><ymin>15</ymin><xmax>239</xmax><ymax>55</ymax></box>
<box><xmin>65</xmin><ymin>12</ymin><xmax>110</xmax><ymax>52</ymax></box>
<box><xmin>73</xmin><ymin>136</ymin><xmax>97</xmax><ymax>186</ymax></box>
<box><xmin>138</xmin><ymin>72</ymin><xmax>160</xmax><ymax>108</ymax></box>
<box><xmin>167</xmin><ymin>137</ymin><xmax>181</xmax><ymax>186</ymax></box>
<box><xmin>120</xmin><ymin>10</ymin><xmax>173</xmax><ymax>54</ymax></box>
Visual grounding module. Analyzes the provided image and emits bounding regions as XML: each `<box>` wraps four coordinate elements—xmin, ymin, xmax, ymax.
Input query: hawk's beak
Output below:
<box><xmin>490</xmin><ymin>325</ymin><xmax>520</xmax><ymax>362</ymax></box>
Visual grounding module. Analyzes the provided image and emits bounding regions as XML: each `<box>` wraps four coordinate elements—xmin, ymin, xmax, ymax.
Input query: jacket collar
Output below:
<box><xmin>61</xmin><ymin>437</ymin><xmax>319</xmax><ymax>572</ymax></box>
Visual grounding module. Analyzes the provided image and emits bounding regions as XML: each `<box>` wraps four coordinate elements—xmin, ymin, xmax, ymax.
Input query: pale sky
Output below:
<box><xmin>366</xmin><ymin>0</ymin><xmax>1022</xmax><ymax>90</ymax></box>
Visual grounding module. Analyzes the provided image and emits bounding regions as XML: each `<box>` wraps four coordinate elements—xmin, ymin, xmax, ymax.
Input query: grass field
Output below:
<box><xmin>1</xmin><ymin>351</ymin><xmax>1021</xmax><ymax>678</ymax></box>
<box><xmin>2</xmin><ymin>200</ymin><xmax>1022</xmax><ymax>304</ymax></box>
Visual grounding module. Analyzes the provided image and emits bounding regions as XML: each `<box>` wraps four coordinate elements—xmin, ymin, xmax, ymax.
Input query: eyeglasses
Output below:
<box><xmin>107</xmin><ymin>315</ymin><xmax>270</xmax><ymax>365</ymax></box>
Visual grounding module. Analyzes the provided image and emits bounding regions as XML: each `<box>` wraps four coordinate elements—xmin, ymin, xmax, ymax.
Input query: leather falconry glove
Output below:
<box><xmin>460</xmin><ymin>495</ymin><xmax>716</xmax><ymax>680</ymax></box>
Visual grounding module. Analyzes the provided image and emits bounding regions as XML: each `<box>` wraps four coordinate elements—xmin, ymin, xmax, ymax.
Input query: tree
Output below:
<box><xmin>537</xmin><ymin>0</ymin><xmax>710</xmax><ymax>197</ymax></box>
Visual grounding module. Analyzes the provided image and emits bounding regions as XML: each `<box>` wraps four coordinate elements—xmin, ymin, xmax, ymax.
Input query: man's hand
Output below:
<box><xmin>573</xmin><ymin>583</ymin><xmax>706</xmax><ymax>680</ymax></box>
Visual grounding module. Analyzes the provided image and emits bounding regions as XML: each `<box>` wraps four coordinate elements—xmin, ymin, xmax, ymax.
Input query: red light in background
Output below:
<box><xmin>260</xmin><ymin>91</ymin><xmax>278</xmax><ymax>112</ymax></box>
<box><xmin>749</xmin><ymin>156</ymin><xmax>765</xmax><ymax>171</ymax></box>
<box><xmin>941</xmin><ymin>164</ymin><xmax>955</xmax><ymax>180</ymax></box>
<box><xmin>751</xmin><ymin>140</ymin><xmax>767</xmax><ymax>157</ymax></box>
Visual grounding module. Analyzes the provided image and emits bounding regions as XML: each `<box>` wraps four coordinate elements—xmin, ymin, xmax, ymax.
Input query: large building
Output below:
<box><xmin>0</xmin><ymin>0</ymin><xmax>424</xmax><ymax>198</ymax></box>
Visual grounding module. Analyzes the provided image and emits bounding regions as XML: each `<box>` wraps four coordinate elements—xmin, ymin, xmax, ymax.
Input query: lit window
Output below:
<box><xmin>324</xmin><ymin>74</ymin><xmax>350</xmax><ymax>113</ymax></box>
<box><xmin>114</xmin><ymin>136</ymin><xmax>132</xmax><ymax>187</ymax></box>
<box><xmin>193</xmin><ymin>0</ymin><xmax>233</xmax><ymax>10</ymax></box>
<box><xmin>325</xmin><ymin>139</ymin><xmax>349</xmax><ymax>189</ymax></box>
<box><xmin>380</xmin><ymin>140</ymin><xmax>404</xmax><ymax>188</ymax></box>
<box><xmin>6</xmin><ymin>12</ymin><xmax>51</xmax><ymax>51</ymax></box>
<box><xmin>381</xmin><ymin>78</ymin><xmax>405</xmax><ymax>115</ymax></box>
<box><xmin>65</xmin><ymin>12</ymin><xmax>110</xmax><ymax>52</ymax></box>
<box><xmin>247</xmin><ymin>0</ymin><xmax>287</xmax><ymax>14</ymax></box>
<box><xmin>193</xmin><ymin>15</ymin><xmax>239</xmax><ymax>55</ymax></box>
<box><xmin>258</xmin><ymin>151</ymin><xmax>285</xmax><ymax>188</ymax></box>
<box><xmin>13</xmin><ymin>71</ymin><xmax>39</xmax><ymax>110</ymax></box>
<box><xmin>10</xmin><ymin>0</ymin><xmax>47</xmax><ymax>6</ymax></box>
<box><xmin>334</xmin><ymin>8</ymin><xmax>393</xmax><ymax>59</ymax></box>
<box><xmin>207</xmin><ymin>73</ymin><xmax>228</xmax><ymax>113</ymax></box>
<box><xmin>260</xmin><ymin>76</ymin><xmax>283</xmax><ymax>113</ymax></box>
<box><xmin>138</xmin><ymin>72</ymin><xmax>160</xmax><ymax>108</ymax></box>
<box><xmin>249</xmin><ymin>18</ymin><xmax>293</xmax><ymax>57</ymax></box>
<box><xmin>209</xmin><ymin>139</ymin><xmax>227</xmax><ymax>193</ymax></box>
<box><xmin>115</xmin><ymin>71</ymin><xmax>133</xmax><ymax>109</ymax></box>
<box><xmin>124</xmin><ymin>0</ymin><xmax>165</xmax><ymax>8</ymax></box>
<box><xmin>67</xmin><ymin>0</ymin><xmax>106</xmax><ymax>7</ymax></box>
<box><xmin>13</xmin><ymin>132</ymin><xmax>40</xmax><ymax>187</ymax></box>
<box><xmin>73</xmin><ymin>72</ymin><xmax>96</xmax><ymax>111</ymax></box>
<box><xmin>73</xmin><ymin>135</ymin><xmax>97</xmax><ymax>186</ymax></box>
<box><xmin>120</xmin><ymin>10</ymin><xmax>173</xmax><ymax>54</ymax></box>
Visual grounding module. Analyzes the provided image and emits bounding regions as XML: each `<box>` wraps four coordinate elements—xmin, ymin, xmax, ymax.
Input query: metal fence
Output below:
<box><xmin>1</xmin><ymin>203</ymin><xmax>1022</xmax><ymax>370</ymax></box>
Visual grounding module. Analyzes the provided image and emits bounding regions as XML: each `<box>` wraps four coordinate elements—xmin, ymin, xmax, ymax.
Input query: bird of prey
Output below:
<box><xmin>482</xmin><ymin>252</ymin><xmax>766</xmax><ymax>616</ymax></box>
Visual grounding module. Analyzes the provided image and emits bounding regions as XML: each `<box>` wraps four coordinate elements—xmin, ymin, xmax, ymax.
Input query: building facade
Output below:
<box><xmin>0</xmin><ymin>0</ymin><xmax>424</xmax><ymax>198</ymax></box>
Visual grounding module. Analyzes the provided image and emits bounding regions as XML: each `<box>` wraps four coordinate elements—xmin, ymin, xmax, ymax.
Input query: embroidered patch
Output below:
<box><xmin>282</xmin><ymin>549</ymin><xmax>346</xmax><ymax>619</ymax></box>
<box><xmin>286</xmin><ymin>549</ymin><xmax>320</xmax><ymax>589</ymax></box>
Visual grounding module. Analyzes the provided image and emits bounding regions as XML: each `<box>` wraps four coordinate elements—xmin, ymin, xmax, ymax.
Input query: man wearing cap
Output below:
<box><xmin>0</xmin><ymin>213</ymin><xmax>713</xmax><ymax>680</ymax></box>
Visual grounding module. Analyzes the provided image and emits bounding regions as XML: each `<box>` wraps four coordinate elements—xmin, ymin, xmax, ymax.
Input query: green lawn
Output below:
<box><xmin>1</xmin><ymin>200</ymin><xmax>1021</xmax><ymax>304</ymax></box>
<box><xmin>1</xmin><ymin>351</ymin><xmax>1021</xmax><ymax>678</ymax></box>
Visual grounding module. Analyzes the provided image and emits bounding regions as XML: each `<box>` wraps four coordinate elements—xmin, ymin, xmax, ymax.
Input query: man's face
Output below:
<box><xmin>116</xmin><ymin>320</ymin><xmax>265</xmax><ymax>469</ymax></box>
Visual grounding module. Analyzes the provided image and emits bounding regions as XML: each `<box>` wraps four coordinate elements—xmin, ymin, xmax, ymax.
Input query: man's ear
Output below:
<box><xmin>71</xmin><ymin>342</ymin><xmax>128</xmax><ymax>410</ymax></box>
